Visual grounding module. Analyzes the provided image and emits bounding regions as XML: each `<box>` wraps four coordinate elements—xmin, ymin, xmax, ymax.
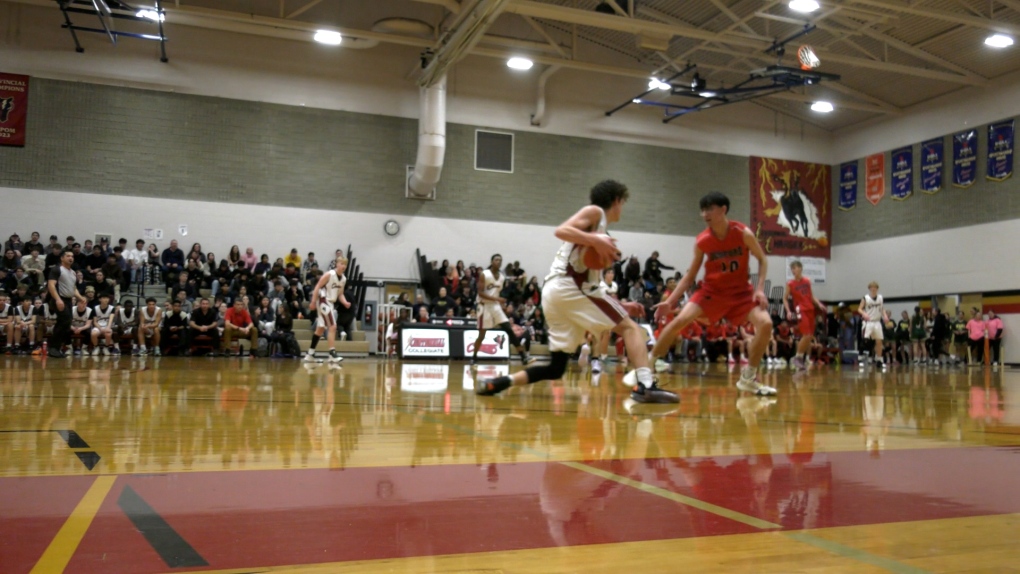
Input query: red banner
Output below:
<box><xmin>749</xmin><ymin>157</ymin><xmax>831</xmax><ymax>259</ymax></box>
<box><xmin>0</xmin><ymin>73</ymin><xmax>29</xmax><ymax>147</ymax></box>
<box><xmin>865</xmin><ymin>152</ymin><xmax>884</xmax><ymax>205</ymax></box>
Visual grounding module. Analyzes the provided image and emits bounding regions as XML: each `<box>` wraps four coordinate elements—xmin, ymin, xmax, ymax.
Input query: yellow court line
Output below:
<box><xmin>30</xmin><ymin>475</ymin><xmax>118</xmax><ymax>574</ymax></box>
<box><xmin>559</xmin><ymin>461</ymin><xmax>782</xmax><ymax>530</ymax></box>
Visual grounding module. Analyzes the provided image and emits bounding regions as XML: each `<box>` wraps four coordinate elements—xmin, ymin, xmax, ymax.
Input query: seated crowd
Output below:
<box><xmin>0</xmin><ymin>231</ymin><xmax>352</xmax><ymax>358</ymax></box>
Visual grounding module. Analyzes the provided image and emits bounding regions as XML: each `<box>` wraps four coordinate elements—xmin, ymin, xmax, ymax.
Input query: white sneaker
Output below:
<box><xmin>91</xmin><ymin>347</ymin><xmax>100</xmax><ymax>357</ymax></box>
<box><xmin>578</xmin><ymin>344</ymin><xmax>590</xmax><ymax>368</ymax></box>
<box><xmin>653</xmin><ymin>358</ymin><xmax>670</xmax><ymax>373</ymax></box>
<box><xmin>777</xmin><ymin>358</ymin><xmax>787</xmax><ymax>369</ymax></box>
<box><xmin>736</xmin><ymin>368</ymin><xmax>777</xmax><ymax>396</ymax></box>
<box><xmin>303</xmin><ymin>352</ymin><xmax>320</xmax><ymax>363</ymax></box>
<box><xmin>591</xmin><ymin>358</ymin><xmax>602</xmax><ymax>374</ymax></box>
<box><xmin>102</xmin><ymin>346</ymin><xmax>110</xmax><ymax>356</ymax></box>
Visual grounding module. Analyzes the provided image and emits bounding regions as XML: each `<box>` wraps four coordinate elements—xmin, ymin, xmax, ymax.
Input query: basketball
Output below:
<box><xmin>582</xmin><ymin>237</ymin><xmax>618</xmax><ymax>270</ymax></box>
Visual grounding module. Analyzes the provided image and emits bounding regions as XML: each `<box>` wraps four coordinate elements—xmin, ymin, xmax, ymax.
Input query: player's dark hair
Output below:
<box><xmin>590</xmin><ymin>179</ymin><xmax>629</xmax><ymax>209</ymax></box>
<box><xmin>490</xmin><ymin>254</ymin><xmax>501</xmax><ymax>263</ymax></box>
<box><xmin>60</xmin><ymin>247</ymin><xmax>73</xmax><ymax>257</ymax></box>
<box><xmin>699</xmin><ymin>191</ymin><xmax>730</xmax><ymax>213</ymax></box>
<box><xmin>145</xmin><ymin>297</ymin><xmax>156</xmax><ymax>304</ymax></box>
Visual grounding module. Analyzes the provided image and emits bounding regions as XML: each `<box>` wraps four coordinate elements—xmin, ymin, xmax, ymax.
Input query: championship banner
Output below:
<box><xmin>749</xmin><ymin>157</ymin><xmax>831</xmax><ymax>259</ymax></box>
<box><xmin>865</xmin><ymin>153</ymin><xmax>884</xmax><ymax>205</ymax></box>
<box><xmin>0</xmin><ymin>72</ymin><xmax>29</xmax><ymax>147</ymax></box>
<box><xmin>953</xmin><ymin>129</ymin><xmax>977</xmax><ymax>188</ymax></box>
<box><xmin>838</xmin><ymin>161</ymin><xmax>857</xmax><ymax>211</ymax></box>
<box><xmin>890</xmin><ymin>146</ymin><xmax>913</xmax><ymax>200</ymax></box>
<box><xmin>920</xmin><ymin>137</ymin><xmax>944</xmax><ymax>194</ymax></box>
<box><xmin>987</xmin><ymin>119</ymin><xmax>1014</xmax><ymax>181</ymax></box>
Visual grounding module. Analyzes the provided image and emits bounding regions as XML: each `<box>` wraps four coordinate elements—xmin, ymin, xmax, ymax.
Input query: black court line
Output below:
<box><xmin>118</xmin><ymin>485</ymin><xmax>208</xmax><ymax>569</ymax></box>
<box><xmin>56</xmin><ymin>430</ymin><xmax>90</xmax><ymax>448</ymax></box>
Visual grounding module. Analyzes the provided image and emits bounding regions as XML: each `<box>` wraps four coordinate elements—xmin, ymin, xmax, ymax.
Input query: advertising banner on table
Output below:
<box><xmin>401</xmin><ymin>328</ymin><xmax>450</xmax><ymax>357</ymax></box>
<box><xmin>987</xmin><ymin>119</ymin><xmax>1014</xmax><ymax>181</ymax></box>
<box><xmin>890</xmin><ymin>146</ymin><xmax>913</xmax><ymax>200</ymax></box>
<box><xmin>462</xmin><ymin>329</ymin><xmax>511</xmax><ymax>359</ymax></box>
<box><xmin>749</xmin><ymin>157</ymin><xmax>831</xmax><ymax>259</ymax></box>
<box><xmin>0</xmin><ymin>72</ymin><xmax>29</xmax><ymax>147</ymax></box>
<box><xmin>953</xmin><ymin>129</ymin><xmax>977</xmax><ymax>188</ymax></box>
<box><xmin>838</xmin><ymin>161</ymin><xmax>857</xmax><ymax>211</ymax></box>
<box><xmin>865</xmin><ymin>153</ymin><xmax>884</xmax><ymax>206</ymax></box>
<box><xmin>784</xmin><ymin>256</ymin><xmax>826</xmax><ymax>285</ymax></box>
<box><xmin>920</xmin><ymin>137</ymin><xmax>944</xmax><ymax>194</ymax></box>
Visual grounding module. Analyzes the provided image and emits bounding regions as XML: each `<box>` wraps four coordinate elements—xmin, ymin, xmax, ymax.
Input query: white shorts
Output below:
<box><xmin>315</xmin><ymin>302</ymin><xmax>337</xmax><ymax>330</ymax></box>
<box><xmin>542</xmin><ymin>275</ymin><xmax>627</xmax><ymax>353</ymax></box>
<box><xmin>863</xmin><ymin>320</ymin><xmax>884</xmax><ymax>341</ymax></box>
<box><xmin>477</xmin><ymin>303</ymin><xmax>509</xmax><ymax>330</ymax></box>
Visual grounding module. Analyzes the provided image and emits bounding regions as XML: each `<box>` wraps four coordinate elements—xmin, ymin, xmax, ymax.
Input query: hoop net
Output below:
<box><xmin>797</xmin><ymin>45</ymin><xmax>820</xmax><ymax>70</ymax></box>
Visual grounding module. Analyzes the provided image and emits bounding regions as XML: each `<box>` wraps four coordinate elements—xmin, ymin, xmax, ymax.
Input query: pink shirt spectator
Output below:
<box><xmin>241</xmin><ymin>249</ymin><xmax>257</xmax><ymax>271</ymax></box>
<box><xmin>986</xmin><ymin>317</ymin><xmax>1004</xmax><ymax>339</ymax></box>
<box><xmin>966</xmin><ymin>318</ymin><xmax>986</xmax><ymax>341</ymax></box>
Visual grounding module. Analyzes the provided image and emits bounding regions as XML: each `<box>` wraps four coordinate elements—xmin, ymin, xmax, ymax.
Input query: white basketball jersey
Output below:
<box><xmin>548</xmin><ymin>206</ymin><xmax>607</xmax><ymax>289</ymax></box>
<box><xmin>118</xmin><ymin>307</ymin><xmax>136</xmax><ymax>326</ymax></box>
<box><xmin>477</xmin><ymin>269</ymin><xmax>504</xmax><ymax>306</ymax></box>
<box><xmin>15</xmin><ymin>305</ymin><xmax>34</xmax><ymax>323</ymax></box>
<box><xmin>323</xmin><ymin>270</ymin><xmax>346</xmax><ymax>304</ymax></box>
<box><xmin>94</xmin><ymin>304</ymin><xmax>115</xmax><ymax>328</ymax></box>
<box><xmin>141</xmin><ymin>307</ymin><xmax>160</xmax><ymax>324</ymax></box>
<box><xmin>601</xmin><ymin>280</ymin><xmax>618</xmax><ymax>297</ymax></box>
<box><xmin>862</xmin><ymin>294</ymin><xmax>884</xmax><ymax>321</ymax></box>
<box><xmin>71</xmin><ymin>306</ymin><xmax>92</xmax><ymax>328</ymax></box>
<box><xmin>0</xmin><ymin>303</ymin><xmax>10</xmax><ymax>319</ymax></box>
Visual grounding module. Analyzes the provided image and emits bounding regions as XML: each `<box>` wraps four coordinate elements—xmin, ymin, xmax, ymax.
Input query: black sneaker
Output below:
<box><xmin>47</xmin><ymin>348</ymin><xmax>66</xmax><ymax>359</ymax></box>
<box><xmin>630</xmin><ymin>381</ymin><xmax>679</xmax><ymax>404</ymax></box>
<box><xmin>475</xmin><ymin>377</ymin><xmax>511</xmax><ymax>396</ymax></box>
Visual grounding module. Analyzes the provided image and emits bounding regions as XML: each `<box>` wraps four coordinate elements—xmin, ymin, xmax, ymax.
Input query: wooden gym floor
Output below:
<box><xmin>1</xmin><ymin>355</ymin><xmax>1017</xmax><ymax>573</ymax></box>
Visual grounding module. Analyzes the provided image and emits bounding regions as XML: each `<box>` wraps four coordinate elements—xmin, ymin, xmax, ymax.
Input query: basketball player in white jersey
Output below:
<box><xmin>0</xmin><ymin>294</ymin><xmax>14</xmax><ymax>353</ymax></box>
<box><xmin>469</xmin><ymin>254</ymin><xmax>534</xmax><ymax>366</ymax></box>
<box><xmin>857</xmin><ymin>281</ymin><xmax>889</xmax><ymax>370</ymax></box>
<box><xmin>476</xmin><ymin>180</ymin><xmax>677</xmax><ymax>404</ymax></box>
<box><xmin>117</xmin><ymin>300</ymin><xmax>137</xmax><ymax>354</ymax></box>
<box><xmin>12</xmin><ymin>297</ymin><xmax>36</xmax><ymax>354</ymax></box>
<box><xmin>136</xmin><ymin>297</ymin><xmax>162</xmax><ymax>356</ymax></box>
<box><xmin>90</xmin><ymin>292</ymin><xmax>117</xmax><ymax>356</ymax></box>
<box><xmin>305</xmin><ymin>254</ymin><xmax>350</xmax><ymax>364</ymax></box>
<box><xmin>70</xmin><ymin>298</ymin><xmax>93</xmax><ymax>356</ymax></box>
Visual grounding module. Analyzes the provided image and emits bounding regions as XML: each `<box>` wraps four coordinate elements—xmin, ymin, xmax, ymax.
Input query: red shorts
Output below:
<box><xmin>798</xmin><ymin>312</ymin><xmax>815</xmax><ymax>339</ymax></box>
<box><xmin>690</xmin><ymin>286</ymin><xmax>757</xmax><ymax>325</ymax></box>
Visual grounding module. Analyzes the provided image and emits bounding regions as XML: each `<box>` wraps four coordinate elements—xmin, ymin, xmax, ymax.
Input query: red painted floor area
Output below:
<box><xmin>6</xmin><ymin>446</ymin><xmax>1020</xmax><ymax>573</ymax></box>
<box><xmin>0</xmin><ymin>475</ymin><xmax>98</xmax><ymax>574</ymax></box>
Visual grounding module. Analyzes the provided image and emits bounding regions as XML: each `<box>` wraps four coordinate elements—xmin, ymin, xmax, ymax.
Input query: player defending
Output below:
<box><xmin>305</xmin><ymin>253</ymin><xmax>350</xmax><ymax>364</ymax></box>
<box><xmin>476</xmin><ymin>180</ymin><xmax>677</xmax><ymax>404</ymax></box>
<box><xmin>784</xmin><ymin>260</ymin><xmax>826</xmax><ymax>370</ymax></box>
<box><xmin>649</xmin><ymin>192</ymin><xmax>777</xmax><ymax>396</ymax></box>
<box><xmin>470</xmin><ymin>254</ymin><xmax>534</xmax><ymax>366</ymax></box>
<box><xmin>857</xmin><ymin>281</ymin><xmax>889</xmax><ymax>370</ymax></box>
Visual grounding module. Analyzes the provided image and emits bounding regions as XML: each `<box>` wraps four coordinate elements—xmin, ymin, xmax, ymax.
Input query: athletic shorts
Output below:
<box><xmin>689</xmin><ymin>285</ymin><xmax>757</xmax><ymax>326</ymax></box>
<box><xmin>862</xmin><ymin>320</ymin><xmax>884</xmax><ymax>340</ymax></box>
<box><xmin>477</xmin><ymin>302</ymin><xmax>509</xmax><ymax>330</ymax></box>
<box><xmin>798</xmin><ymin>312</ymin><xmax>815</xmax><ymax>339</ymax></box>
<box><xmin>315</xmin><ymin>302</ymin><xmax>336</xmax><ymax>329</ymax></box>
<box><xmin>542</xmin><ymin>275</ymin><xmax>627</xmax><ymax>353</ymax></box>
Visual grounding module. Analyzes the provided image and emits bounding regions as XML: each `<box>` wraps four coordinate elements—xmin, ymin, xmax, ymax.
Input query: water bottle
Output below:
<box><xmin>41</xmin><ymin>340</ymin><xmax>48</xmax><ymax>355</ymax></box>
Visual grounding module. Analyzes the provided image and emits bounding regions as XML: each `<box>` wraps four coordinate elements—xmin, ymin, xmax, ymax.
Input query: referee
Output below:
<box><xmin>46</xmin><ymin>248</ymin><xmax>82</xmax><ymax>359</ymax></box>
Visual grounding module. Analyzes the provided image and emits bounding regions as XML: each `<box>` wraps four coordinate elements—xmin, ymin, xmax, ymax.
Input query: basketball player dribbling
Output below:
<box><xmin>857</xmin><ymin>281</ymin><xmax>889</xmax><ymax>370</ymax></box>
<box><xmin>476</xmin><ymin>180</ymin><xmax>678</xmax><ymax>404</ymax></box>
<box><xmin>469</xmin><ymin>253</ymin><xmax>534</xmax><ymax>366</ymax></box>
<box><xmin>647</xmin><ymin>192</ymin><xmax>777</xmax><ymax>396</ymax></box>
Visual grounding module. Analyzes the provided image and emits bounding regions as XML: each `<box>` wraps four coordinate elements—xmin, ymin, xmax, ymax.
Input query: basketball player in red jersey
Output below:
<box><xmin>650</xmin><ymin>192</ymin><xmax>777</xmax><ymax>396</ymax></box>
<box><xmin>784</xmin><ymin>260</ymin><xmax>826</xmax><ymax>370</ymax></box>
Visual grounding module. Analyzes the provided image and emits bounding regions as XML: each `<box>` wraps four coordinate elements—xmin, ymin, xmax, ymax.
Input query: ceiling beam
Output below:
<box><xmin>844</xmin><ymin>0</ymin><xmax>1020</xmax><ymax>35</ymax></box>
<box><xmin>420</xmin><ymin>0</ymin><xmax>511</xmax><ymax>87</ymax></box>
<box><xmin>285</xmin><ymin>0</ymin><xmax>321</xmax><ymax>20</ymax></box>
<box><xmin>707</xmin><ymin>0</ymin><xmax>758</xmax><ymax>36</ymax></box>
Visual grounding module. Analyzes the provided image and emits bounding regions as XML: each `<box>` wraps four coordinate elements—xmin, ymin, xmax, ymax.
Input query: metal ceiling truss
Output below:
<box><xmin>56</xmin><ymin>0</ymin><xmax>168</xmax><ymax>61</ymax></box>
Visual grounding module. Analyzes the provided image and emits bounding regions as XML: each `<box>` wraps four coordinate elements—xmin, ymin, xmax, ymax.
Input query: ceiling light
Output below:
<box><xmin>507</xmin><ymin>57</ymin><xmax>534</xmax><ymax>70</ymax></box>
<box><xmin>136</xmin><ymin>9</ymin><xmax>164</xmax><ymax>22</ymax></box>
<box><xmin>789</xmin><ymin>0</ymin><xmax>820</xmax><ymax>13</ymax></box>
<box><xmin>632</xmin><ymin>98</ymin><xmax>642</xmax><ymax>103</ymax></box>
<box><xmin>648</xmin><ymin>78</ymin><xmax>670</xmax><ymax>91</ymax></box>
<box><xmin>811</xmin><ymin>101</ymin><xmax>834</xmax><ymax>113</ymax></box>
<box><xmin>699</xmin><ymin>91</ymin><xmax>717</xmax><ymax>98</ymax></box>
<box><xmin>985</xmin><ymin>33</ymin><xmax>1014</xmax><ymax>48</ymax></box>
<box><xmin>313</xmin><ymin>30</ymin><xmax>343</xmax><ymax>45</ymax></box>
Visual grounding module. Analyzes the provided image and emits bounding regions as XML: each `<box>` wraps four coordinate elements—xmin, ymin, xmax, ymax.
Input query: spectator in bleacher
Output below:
<box><xmin>22</xmin><ymin>232</ymin><xmax>42</xmax><ymax>259</ymax></box>
<box><xmin>951</xmin><ymin>310</ymin><xmax>968</xmax><ymax>363</ymax></box>
<box><xmin>91</xmin><ymin>270</ymin><xmax>114</xmax><ymax>301</ymax></box>
<box><xmin>241</xmin><ymin>247</ymin><xmax>257</xmax><ymax>271</ymax></box>
<box><xmin>271</xmin><ymin>304</ymin><xmax>299</xmax><ymax>357</ymax></box>
<box><xmin>285</xmin><ymin>279</ymin><xmax>306</xmax><ymax>318</ymax></box>
<box><xmin>21</xmin><ymin>248</ymin><xmax>45</xmax><ymax>286</ymax></box>
<box><xmin>0</xmin><ymin>269</ymin><xmax>17</xmax><ymax>294</ymax></box>
<box><xmin>5</xmin><ymin>234</ymin><xmax>24</xmax><ymax>258</ymax></box>
<box><xmin>101</xmin><ymin>254</ymin><xmax>122</xmax><ymax>298</ymax></box>
<box><xmin>267</xmin><ymin>280</ymin><xmax>286</xmax><ymax>310</ymax></box>
<box><xmin>215</xmin><ymin>283</ymin><xmax>234</xmax><ymax>306</ymax></box>
<box><xmin>328</xmin><ymin>250</ymin><xmax>344</xmax><ymax>271</ymax></box>
<box><xmin>82</xmin><ymin>246</ymin><xmax>104</xmax><ymax>279</ymax></box>
<box><xmin>284</xmin><ymin>248</ymin><xmax>301</xmax><ymax>268</ymax></box>
<box><xmin>10</xmin><ymin>283</ymin><xmax>30</xmax><ymax>307</ymax></box>
<box><xmin>227</xmin><ymin>245</ymin><xmax>242</xmax><ymax>270</ymax></box>
<box><xmin>12</xmin><ymin>267</ymin><xmax>32</xmax><ymax>290</ymax></box>
<box><xmin>643</xmin><ymin>251</ymin><xmax>673</xmax><ymax>288</ymax></box>
<box><xmin>987</xmin><ymin>309</ymin><xmax>1004</xmax><ymax>366</ymax></box>
<box><xmin>442</xmin><ymin>266</ymin><xmax>460</xmax><ymax>295</ymax></box>
<box><xmin>931</xmin><ymin>308</ymin><xmax>951</xmax><ymax>365</ymax></box>
<box><xmin>142</xmin><ymin>242</ymin><xmax>159</xmax><ymax>283</ymax></box>
<box><xmin>641</xmin><ymin>291</ymin><xmax>656</xmax><ymax>323</ymax></box>
<box><xmin>522</xmin><ymin>276</ymin><xmax>541</xmax><ymax>306</ymax></box>
<box><xmin>282</xmin><ymin>263</ymin><xmax>300</xmax><ymax>285</ymax></box>
<box><xmin>211</xmin><ymin>260</ymin><xmax>232</xmax><ymax>296</ymax></box>
<box><xmin>430</xmin><ymin>286</ymin><xmax>456</xmax><ymax>317</ymax></box>
<box><xmin>223</xmin><ymin>298</ymin><xmax>258</xmax><ymax>358</ymax></box>
<box><xmin>112</xmin><ymin>247</ymin><xmax>129</xmax><ymax>291</ymax></box>
<box><xmin>416</xmin><ymin>305</ymin><xmax>429</xmax><ymax>323</ymax></box>
<box><xmin>82</xmin><ymin>240</ymin><xmax>94</xmax><ymax>256</ymax></box>
<box><xmin>253</xmin><ymin>254</ymin><xmax>271</xmax><ymax>276</ymax></box>
<box><xmin>73</xmin><ymin>269</ymin><xmax>87</xmax><ymax>296</ymax></box>
<box><xmin>45</xmin><ymin>243</ymin><xmax>62</xmax><ymax>274</ymax></box>
<box><xmin>412</xmin><ymin>293</ymin><xmax>428</xmax><ymax>320</ymax></box>
<box><xmin>248</xmin><ymin>270</ymin><xmax>270</xmax><ymax>298</ymax></box>
<box><xmin>173</xmin><ymin>290</ymin><xmax>193</xmax><ymax>315</ymax></box>
<box><xmin>161</xmin><ymin>300</ymin><xmax>189</xmax><ymax>356</ymax></box>
<box><xmin>187</xmin><ymin>242</ymin><xmax>204</xmax><ymax>262</ymax></box>
<box><xmin>161</xmin><ymin>239</ymin><xmax>185</xmax><ymax>286</ymax></box>
<box><xmin>188</xmin><ymin>298</ymin><xmax>219</xmax><ymax>355</ymax></box>
<box><xmin>253</xmin><ymin>295</ymin><xmax>275</xmax><ymax>336</ymax></box>
<box><xmin>172</xmin><ymin>271</ymin><xmax>197</xmax><ymax>302</ymax></box>
<box><xmin>301</xmin><ymin>252</ymin><xmax>317</xmax><ymax>281</ymax></box>
<box><xmin>69</xmin><ymin>243</ymin><xmax>85</xmax><ymax>270</ymax></box>
<box><xmin>185</xmin><ymin>259</ymin><xmax>205</xmax><ymax>290</ymax></box>
<box><xmin>2</xmin><ymin>248</ymin><xmax>19</xmax><ymax>272</ymax></box>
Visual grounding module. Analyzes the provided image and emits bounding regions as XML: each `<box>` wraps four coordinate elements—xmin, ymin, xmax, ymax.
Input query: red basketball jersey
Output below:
<box><xmin>697</xmin><ymin>221</ymin><xmax>751</xmax><ymax>293</ymax></box>
<box><xmin>787</xmin><ymin>276</ymin><xmax>814</xmax><ymax>314</ymax></box>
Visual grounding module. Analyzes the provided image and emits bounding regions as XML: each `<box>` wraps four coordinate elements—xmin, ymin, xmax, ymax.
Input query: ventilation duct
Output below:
<box><xmin>407</xmin><ymin>74</ymin><xmax>446</xmax><ymax>199</ymax></box>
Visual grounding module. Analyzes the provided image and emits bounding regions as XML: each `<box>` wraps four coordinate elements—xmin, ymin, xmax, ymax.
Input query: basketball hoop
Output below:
<box><xmin>797</xmin><ymin>45</ymin><xmax>820</xmax><ymax>70</ymax></box>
